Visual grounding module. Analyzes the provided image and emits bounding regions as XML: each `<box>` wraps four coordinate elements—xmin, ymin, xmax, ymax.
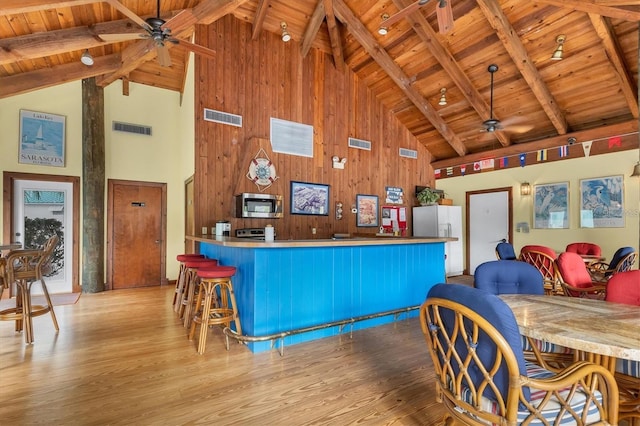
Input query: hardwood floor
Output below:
<box><xmin>0</xmin><ymin>286</ymin><xmax>446</xmax><ymax>425</ymax></box>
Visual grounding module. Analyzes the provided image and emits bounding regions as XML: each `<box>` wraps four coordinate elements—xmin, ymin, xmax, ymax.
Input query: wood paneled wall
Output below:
<box><xmin>194</xmin><ymin>16</ymin><xmax>433</xmax><ymax>240</ymax></box>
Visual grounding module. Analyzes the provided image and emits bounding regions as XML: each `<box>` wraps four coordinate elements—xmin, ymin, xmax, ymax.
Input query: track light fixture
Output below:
<box><xmin>551</xmin><ymin>34</ymin><xmax>566</xmax><ymax>60</ymax></box>
<box><xmin>438</xmin><ymin>88</ymin><xmax>447</xmax><ymax>106</ymax></box>
<box><xmin>280</xmin><ymin>22</ymin><xmax>291</xmax><ymax>42</ymax></box>
<box><xmin>80</xmin><ymin>49</ymin><xmax>94</xmax><ymax>66</ymax></box>
<box><xmin>378</xmin><ymin>14</ymin><xmax>389</xmax><ymax>35</ymax></box>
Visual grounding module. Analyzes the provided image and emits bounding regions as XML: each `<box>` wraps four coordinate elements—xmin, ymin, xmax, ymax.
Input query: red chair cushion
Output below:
<box><xmin>177</xmin><ymin>254</ymin><xmax>204</xmax><ymax>262</ymax></box>
<box><xmin>605</xmin><ymin>270</ymin><xmax>640</xmax><ymax>306</ymax></box>
<box><xmin>565</xmin><ymin>242</ymin><xmax>602</xmax><ymax>257</ymax></box>
<box><xmin>184</xmin><ymin>259</ymin><xmax>218</xmax><ymax>268</ymax></box>
<box><xmin>197</xmin><ymin>266</ymin><xmax>237</xmax><ymax>279</ymax></box>
<box><xmin>521</xmin><ymin>245</ymin><xmax>556</xmax><ymax>259</ymax></box>
<box><xmin>556</xmin><ymin>252</ymin><xmax>593</xmax><ymax>289</ymax></box>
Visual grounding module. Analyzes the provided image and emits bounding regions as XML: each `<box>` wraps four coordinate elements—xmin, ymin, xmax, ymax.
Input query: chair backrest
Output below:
<box><xmin>421</xmin><ymin>284</ymin><xmax>530</xmax><ymax>424</ymax></box>
<box><xmin>566</xmin><ymin>242</ymin><xmax>602</xmax><ymax>257</ymax></box>
<box><xmin>607</xmin><ymin>246</ymin><xmax>636</xmax><ymax>277</ymax></box>
<box><xmin>495</xmin><ymin>242</ymin><xmax>516</xmax><ymax>260</ymax></box>
<box><xmin>5</xmin><ymin>234</ymin><xmax>59</xmax><ymax>283</ymax></box>
<box><xmin>519</xmin><ymin>245</ymin><xmax>557</xmax><ymax>286</ymax></box>
<box><xmin>554</xmin><ymin>252</ymin><xmax>594</xmax><ymax>295</ymax></box>
<box><xmin>521</xmin><ymin>244</ymin><xmax>556</xmax><ymax>259</ymax></box>
<box><xmin>474</xmin><ymin>260</ymin><xmax>544</xmax><ymax>295</ymax></box>
<box><xmin>606</xmin><ymin>270</ymin><xmax>640</xmax><ymax>306</ymax></box>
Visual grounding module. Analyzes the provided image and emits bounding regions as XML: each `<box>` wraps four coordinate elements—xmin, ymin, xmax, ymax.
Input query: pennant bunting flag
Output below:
<box><xmin>608</xmin><ymin>136</ymin><xmax>622</xmax><ymax>149</ymax></box>
<box><xmin>519</xmin><ymin>154</ymin><xmax>526</xmax><ymax>167</ymax></box>
<box><xmin>582</xmin><ymin>141</ymin><xmax>592</xmax><ymax>157</ymax></box>
<box><xmin>500</xmin><ymin>157</ymin><xmax>508</xmax><ymax>168</ymax></box>
<box><xmin>537</xmin><ymin>149</ymin><xmax>547</xmax><ymax>162</ymax></box>
<box><xmin>480</xmin><ymin>159</ymin><xmax>495</xmax><ymax>170</ymax></box>
<box><xmin>446</xmin><ymin>167</ymin><xmax>453</xmax><ymax>176</ymax></box>
<box><xmin>473</xmin><ymin>161</ymin><xmax>481</xmax><ymax>172</ymax></box>
<box><xmin>460</xmin><ymin>165</ymin><xmax>466</xmax><ymax>176</ymax></box>
<box><xmin>559</xmin><ymin>145</ymin><xmax>568</xmax><ymax>157</ymax></box>
<box><xmin>434</xmin><ymin>168</ymin><xmax>441</xmax><ymax>178</ymax></box>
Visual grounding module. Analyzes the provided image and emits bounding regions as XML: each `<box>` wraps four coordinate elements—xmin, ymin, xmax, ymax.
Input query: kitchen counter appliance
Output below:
<box><xmin>235</xmin><ymin>228</ymin><xmax>275</xmax><ymax>240</ymax></box>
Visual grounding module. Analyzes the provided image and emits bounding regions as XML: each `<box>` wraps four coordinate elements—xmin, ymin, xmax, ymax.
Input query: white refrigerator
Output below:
<box><xmin>412</xmin><ymin>205</ymin><xmax>463</xmax><ymax>277</ymax></box>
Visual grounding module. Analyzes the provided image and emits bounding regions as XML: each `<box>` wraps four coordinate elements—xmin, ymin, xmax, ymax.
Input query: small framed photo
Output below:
<box><xmin>19</xmin><ymin>109</ymin><xmax>66</xmax><ymax>167</ymax></box>
<box><xmin>533</xmin><ymin>182</ymin><xmax>569</xmax><ymax>229</ymax></box>
<box><xmin>290</xmin><ymin>181</ymin><xmax>330</xmax><ymax>216</ymax></box>
<box><xmin>356</xmin><ymin>194</ymin><xmax>379</xmax><ymax>227</ymax></box>
<box><xmin>580</xmin><ymin>175</ymin><xmax>624</xmax><ymax>228</ymax></box>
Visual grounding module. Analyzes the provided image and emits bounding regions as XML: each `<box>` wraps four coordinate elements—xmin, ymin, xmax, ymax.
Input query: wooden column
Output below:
<box><xmin>82</xmin><ymin>78</ymin><xmax>105</xmax><ymax>293</ymax></box>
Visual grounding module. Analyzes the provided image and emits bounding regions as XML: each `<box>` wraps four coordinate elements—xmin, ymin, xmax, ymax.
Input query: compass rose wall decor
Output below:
<box><xmin>247</xmin><ymin>148</ymin><xmax>278</xmax><ymax>191</ymax></box>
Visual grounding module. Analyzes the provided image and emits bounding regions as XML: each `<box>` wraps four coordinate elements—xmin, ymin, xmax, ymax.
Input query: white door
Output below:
<box><xmin>13</xmin><ymin>180</ymin><xmax>73</xmax><ymax>294</ymax></box>
<box><xmin>468</xmin><ymin>190</ymin><xmax>511</xmax><ymax>274</ymax></box>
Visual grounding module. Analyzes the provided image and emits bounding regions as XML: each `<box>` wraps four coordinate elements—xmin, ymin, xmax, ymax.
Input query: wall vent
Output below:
<box><xmin>270</xmin><ymin>117</ymin><xmax>314</xmax><ymax>157</ymax></box>
<box><xmin>203</xmin><ymin>108</ymin><xmax>243</xmax><ymax>127</ymax></box>
<box><xmin>348</xmin><ymin>137</ymin><xmax>372</xmax><ymax>151</ymax></box>
<box><xmin>399</xmin><ymin>148</ymin><xmax>418</xmax><ymax>159</ymax></box>
<box><xmin>112</xmin><ymin>121</ymin><xmax>152</xmax><ymax>136</ymax></box>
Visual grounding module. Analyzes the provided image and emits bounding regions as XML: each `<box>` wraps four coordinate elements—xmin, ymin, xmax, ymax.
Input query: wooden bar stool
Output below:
<box><xmin>172</xmin><ymin>254</ymin><xmax>204</xmax><ymax>312</ymax></box>
<box><xmin>179</xmin><ymin>258</ymin><xmax>218</xmax><ymax>328</ymax></box>
<box><xmin>189</xmin><ymin>266</ymin><xmax>241</xmax><ymax>354</ymax></box>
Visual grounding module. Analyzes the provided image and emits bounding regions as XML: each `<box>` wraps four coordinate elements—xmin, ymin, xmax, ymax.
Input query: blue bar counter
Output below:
<box><xmin>189</xmin><ymin>236</ymin><xmax>450</xmax><ymax>353</ymax></box>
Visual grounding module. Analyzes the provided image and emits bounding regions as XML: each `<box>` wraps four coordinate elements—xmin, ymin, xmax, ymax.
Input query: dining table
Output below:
<box><xmin>500</xmin><ymin>294</ymin><xmax>640</xmax><ymax>372</ymax></box>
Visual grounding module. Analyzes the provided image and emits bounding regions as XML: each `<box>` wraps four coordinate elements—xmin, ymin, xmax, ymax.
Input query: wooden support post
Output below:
<box><xmin>82</xmin><ymin>77</ymin><xmax>105</xmax><ymax>293</ymax></box>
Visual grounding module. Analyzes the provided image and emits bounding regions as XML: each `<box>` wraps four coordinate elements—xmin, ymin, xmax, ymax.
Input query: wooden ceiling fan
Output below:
<box><xmin>98</xmin><ymin>0</ymin><xmax>216</xmax><ymax>67</ymax></box>
<box><xmin>379</xmin><ymin>0</ymin><xmax>454</xmax><ymax>35</ymax></box>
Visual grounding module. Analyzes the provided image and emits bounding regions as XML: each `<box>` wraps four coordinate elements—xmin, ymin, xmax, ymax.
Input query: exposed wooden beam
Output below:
<box><xmin>301</xmin><ymin>1</ymin><xmax>326</xmax><ymax>58</ymax></box>
<box><xmin>251</xmin><ymin>0</ymin><xmax>270</xmax><ymax>40</ymax></box>
<box><xmin>477</xmin><ymin>0</ymin><xmax>568</xmax><ymax>135</ymax></box>
<box><xmin>323</xmin><ymin>0</ymin><xmax>345</xmax><ymax>71</ymax></box>
<box><xmin>0</xmin><ymin>54</ymin><xmax>122</xmax><ymax>99</ymax></box>
<box><xmin>535</xmin><ymin>0</ymin><xmax>640</xmax><ymax>21</ymax></box>
<box><xmin>431</xmin><ymin>119</ymin><xmax>638</xmax><ymax>169</ymax></box>
<box><xmin>392</xmin><ymin>0</ymin><xmax>511</xmax><ymax>147</ymax></box>
<box><xmin>333</xmin><ymin>0</ymin><xmax>467</xmax><ymax>156</ymax></box>
<box><xmin>589</xmin><ymin>14</ymin><xmax>639</xmax><ymax>118</ymax></box>
<box><xmin>0</xmin><ymin>0</ymin><xmax>100</xmax><ymax>15</ymax></box>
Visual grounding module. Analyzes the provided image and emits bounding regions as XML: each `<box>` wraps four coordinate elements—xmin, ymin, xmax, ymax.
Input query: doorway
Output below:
<box><xmin>466</xmin><ymin>187</ymin><xmax>512</xmax><ymax>274</ymax></box>
<box><xmin>3</xmin><ymin>172</ymin><xmax>80</xmax><ymax>294</ymax></box>
<box><xmin>107</xmin><ymin>179</ymin><xmax>167</xmax><ymax>289</ymax></box>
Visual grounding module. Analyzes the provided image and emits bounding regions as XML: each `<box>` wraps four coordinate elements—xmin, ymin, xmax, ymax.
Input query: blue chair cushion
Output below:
<box><xmin>427</xmin><ymin>283</ymin><xmax>531</xmax><ymax>403</ymax></box>
<box><xmin>617</xmin><ymin>359</ymin><xmax>640</xmax><ymax>378</ymax></box>
<box><xmin>496</xmin><ymin>242</ymin><xmax>517</xmax><ymax>260</ymax></box>
<box><xmin>474</xmin><ymin>260</ymin><xmax>544</xmax><ymax>295</ymax></box>
<box><xmin>606</xmin><ymin>246</ymin><xmax>635</xmax><ymax>277</ymax></box>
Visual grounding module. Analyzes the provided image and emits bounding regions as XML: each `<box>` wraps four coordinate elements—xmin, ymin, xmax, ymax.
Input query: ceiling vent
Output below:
<box><xmin>348</xmin><ymin>137</ymin><xmax>372</xmax><ymax>151</ymax></box>
<box><xmin>112</xmin><ymin>121</ymin><xmax>152</xmax><ymax>136</ymax></box>
<box><xmin>399</xmin><ymin>148</ymin><xmax>418</xmax><ymax>159</ymax></box>
<box><xmin>270</xmin><ymin>117</ymin><xmax>314</xmax><ymax>157</ymax></box>
<box><xmin>203</xmin><ymin>108</ymin><xmax>243</xmax><ymax>127</ymax></box>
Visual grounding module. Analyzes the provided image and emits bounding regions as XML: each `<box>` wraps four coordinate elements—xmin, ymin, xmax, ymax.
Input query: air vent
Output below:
<box><xmin>399</xmin><ymin>148</ymin><xmax>418</xmax><ymax>159</ymax></box>
<box><xmin>270</xmin><ymin>117</ymin><xmax>314</xmax><ymax>157</ymax></box>
<box><xmin>112</xmin><ymin>121</ymin><xmax>152</xmax><ymax>136</ymax></box>
<box><xmin>203</xmin><ymin>108</ymin><xmax>243</xmax><ymax>127</ymax></box>
<box><xmin>348</xmin><ymin>137</ymin><xmax>371</xmax><ymax>151</ymax></box>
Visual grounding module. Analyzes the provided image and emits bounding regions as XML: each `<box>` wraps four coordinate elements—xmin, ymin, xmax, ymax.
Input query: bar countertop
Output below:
<box><xmin>187</xmin><ymin>234</ymin><xmax>454</xmax><ymax>248</ymax></box>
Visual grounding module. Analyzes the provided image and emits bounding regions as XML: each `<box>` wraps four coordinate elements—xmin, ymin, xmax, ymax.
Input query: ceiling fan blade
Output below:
<box><xmin>172</xmin><ymin>39</ymin><xmax>217</xmax><ymax>59</ymax></box>
<box><xmin>499</xmin><ymin>116</ymin><xmax>533</xmax><ymax>133</ymax></box>
<box><xmin>156</xmin><ymin>44</ymin><xmax>172</xmax><ymax>67</ymax></box>
<box><xmin>98</xmin><ymin>32</ymin><xmax>148</xmax><ymax>42</ymax></box>
<box><xmin>381</xmin><ymin>0</ymin><xmax>427</xmax><ymax>29</ymax></box>
<box><xmin>436</xmin><ymin>0</ymin><xmax>454</xmax><ymax>34</ymax></box>
<box><xmin>104</xmin><ymin>0</ymin><xmax>153</xmax><ymax>32</ymax></box>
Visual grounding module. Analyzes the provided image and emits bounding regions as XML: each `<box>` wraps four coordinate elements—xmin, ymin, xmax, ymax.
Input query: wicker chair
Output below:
<box><xmin>474</xmin><ymin>260</ymin><xmax>573</xmax><ymax>371</ymax></box>
<box><xmin>519</xmin><ymin>245</ymin><xmax>559</xmax><ymax>294</ymax></box>
<box><xmin>555</xmin><ymin>252</ymin><xmax>607</xmax><ymax>299</ymax></box>
<box><xmin>421</xmin><ymin>283</ymin><xmax>619</xmax><ymax>425</ymax></box>
<box><xmin>605</xmin><ymin>270</ymin><xmax>640</xmax><ymax>423</ymax></box>
<box><xmin>0</xmin><ymin>235</ymin><xmax>60</xmax><ymax>344</ymax></box>
<box><xmin>588</xmin><ymin>246</ymin><xmax>637</xmax><ymax>282</ymax></box>
<box><xmin>566</xmin><ymin>242</ymin><xmax>603</xmax><ymax>257</ymax></box>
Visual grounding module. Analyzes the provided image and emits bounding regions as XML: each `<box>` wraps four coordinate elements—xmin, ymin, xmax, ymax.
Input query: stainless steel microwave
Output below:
<box><xmin>234</xmin><ymin>193</ymin><xmax>283</xmax><ymax>219</ymax></box>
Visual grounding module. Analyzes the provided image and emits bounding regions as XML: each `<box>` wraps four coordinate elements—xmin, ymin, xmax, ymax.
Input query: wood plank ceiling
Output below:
<box><xmin>1</xmin><ymin>0</ymin><xmax>638</xmax><ymax>169</ymax></box>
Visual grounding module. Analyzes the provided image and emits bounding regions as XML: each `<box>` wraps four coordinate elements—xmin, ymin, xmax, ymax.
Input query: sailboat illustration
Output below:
<box><xmin>21</xmin><ymin>124</ymin><xmax>59</xmax><ymax>155</ymax></box>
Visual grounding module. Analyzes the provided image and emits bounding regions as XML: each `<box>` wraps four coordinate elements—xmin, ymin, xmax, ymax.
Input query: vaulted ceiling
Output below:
<box><xmin>1</xmin><ymin>0</ymin><xmax>638</xmax><ymax>168</ymax></box>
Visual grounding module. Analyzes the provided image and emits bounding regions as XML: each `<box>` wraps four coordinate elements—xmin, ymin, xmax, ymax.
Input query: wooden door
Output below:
<box><xmin>107</xmin><ymin>180</ymin><xmax>167</xmax><ymax>289</ymax></box>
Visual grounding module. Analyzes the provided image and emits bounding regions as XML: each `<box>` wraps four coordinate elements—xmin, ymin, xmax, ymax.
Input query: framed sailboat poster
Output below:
<box><xmin>19</xmin><ymin>109</ymin><xmax>66</xmax><ymax>167</ymax></box>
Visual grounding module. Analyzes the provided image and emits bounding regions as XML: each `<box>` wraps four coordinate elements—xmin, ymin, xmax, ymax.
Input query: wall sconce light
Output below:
<box><xmin>80</xmin><ymin>49</ymin><xmax>94</xmax><ymax>66</ymax></box>
<box><xmin>438</xmin><ymin>88</ymin><xmax>447</xmax><ymax>106</ymax></box>
<box><xmin>332</xmin><ymin>156</ymin><xmax>347</xmax><ymax>169</ymax></box>
<box><xmin>520</xmin><ymin>182</ymin><xmax>531</xmax><ymax>196</ymax></box>
<box><xmin>550</xmin><ymin>35</ymin><xmax>566</xmax><ymax>60</ymax></box>
<box><xmin>336</xmin><ymin>202</ymin><xmax>343</xmax><ymax>220</ymax></box>
<box><xmin>280</xmin><ymin>22</ymin><xmax>291</xmax><ymax>42</ymax></box>
<box><xmin>378</xmin><ymin>14</ymin><xmax>389</xmax><ymax>35</ymax></box>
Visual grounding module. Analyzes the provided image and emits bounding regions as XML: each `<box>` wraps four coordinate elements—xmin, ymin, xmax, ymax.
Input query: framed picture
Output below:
<box><xmin>580</xmin><ymin>175</ymin><xmax>624</xmax><ymax>228</ymax></box>
<box><xmin>19</xmin><ymin>109</ymin><xmax>66</xmax><ymax>167</ymax></box>
<box><xmin>533</xmin><ymin>182</ymin><xmax>569</xmax><ymax>229</ymax></box>
<box><xmin>356</xmin><ymin>194</ymin><xmax>379</xmax><ymax>227</ymax></box>
<box><xmin>290</xmin><ymin>181</ymin><xmax>330</xmax><ymax>216</ymax></box>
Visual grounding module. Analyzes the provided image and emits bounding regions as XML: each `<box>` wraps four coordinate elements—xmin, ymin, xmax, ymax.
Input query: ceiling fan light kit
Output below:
<box><xmin>438</xmin><ymin>88</ymin><xmax>447</xmax><ymax>106</ymax></box>
<box><xmin>551</xmin><ymin>34</ymin><xmax>566</xmax><ymax>60</ymax></box>
<box><xmin>281</xmin><ymin>22</ymin><xmax>291</xmax><ymax>42</ymax></box>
